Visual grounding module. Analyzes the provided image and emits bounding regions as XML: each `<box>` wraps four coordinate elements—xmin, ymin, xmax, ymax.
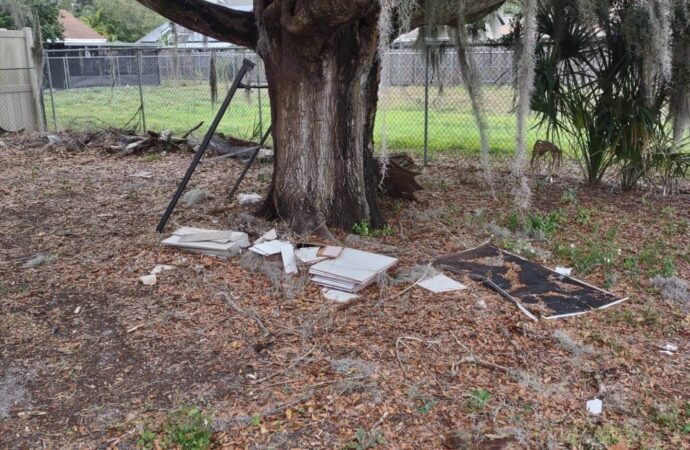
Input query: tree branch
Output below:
<box><xmin>409</xmin><ymin>0</ymin><xmax>507</xmax><ymax>31</ymax></box>
<box><xmin>135</xmin><ymin>0</ymin><xmax>258</xmax><ymax>49</ymax></box>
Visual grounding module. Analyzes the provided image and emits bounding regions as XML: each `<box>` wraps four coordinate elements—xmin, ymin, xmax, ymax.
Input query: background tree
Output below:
<box><xmin>78</xmin><ymin>0</ymin><xmax>164</xmax><ymax>42</ymax></box>
<box><xmin>134</xmin><ymin>0</ymin><xmax>505</xmax><ymax>234</ymax></box>
<box><xmin>0</xmin><ymin>0</ymin><xmax>63</xmax><ymax>42</ymax></box>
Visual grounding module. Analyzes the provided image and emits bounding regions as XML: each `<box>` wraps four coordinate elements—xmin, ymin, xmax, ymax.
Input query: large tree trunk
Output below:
<box><xmin>134</xmin><ymin>0</ymin><xmax>507</xmax><ymax>233</ymax></box>
<box><xmin>256</xmin><ymin>11</ymin><xmax>383</xmax><ymax>233</ymax></box>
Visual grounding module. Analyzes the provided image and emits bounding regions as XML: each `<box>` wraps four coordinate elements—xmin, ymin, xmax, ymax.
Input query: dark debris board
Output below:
<box><xmin>435</xmin><ymin>243</ymin><xmax>628</xmax><ymax>320</ymax></box>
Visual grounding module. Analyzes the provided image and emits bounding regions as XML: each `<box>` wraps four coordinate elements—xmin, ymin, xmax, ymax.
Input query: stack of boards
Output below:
<box><xmin>309</xmin><ymin>248</ymin><xmax>398</xmax><ymax>293</ymax></box>
<box><xmin>162</xmin><ymin>227</ymin><xmax>250</xmax><ymax>257</ymax></box>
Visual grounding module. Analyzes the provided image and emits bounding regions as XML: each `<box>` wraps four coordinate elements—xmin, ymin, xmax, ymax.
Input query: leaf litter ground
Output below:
<box><xmin>0</xmin><ymin>132</ymin><xmax>688</xmax><ymax>449</ymax></box>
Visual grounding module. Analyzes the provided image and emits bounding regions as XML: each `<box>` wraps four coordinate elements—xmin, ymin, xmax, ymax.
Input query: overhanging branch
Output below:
<box><xmin>135</xmin><ymin>0</ymin><xmax>258</xmax><ymax>49</ymax></box>
<box><xmin>409</xmin><ymin>0</ymin><xmax>506</xmax><ymax>31</ymax></box>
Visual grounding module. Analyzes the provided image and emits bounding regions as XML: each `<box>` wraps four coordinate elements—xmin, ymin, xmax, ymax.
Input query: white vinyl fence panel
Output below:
<box><xmin>0</xmin><ymin>28</ymin><xmax>43</xmax><ymax>132</ymax></box>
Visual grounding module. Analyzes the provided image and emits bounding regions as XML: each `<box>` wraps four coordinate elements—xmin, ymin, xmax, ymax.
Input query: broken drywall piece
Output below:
<box><xmin>322</xmin><ymin>289</ymin><xmax>359</xmax><ymax>303</ymax></box>
<box><xmin>586</xmin><ymin>398</ymin><xmax>602</xmax><ymax>415</ymax></box>
<box><xmin>280</xmin><ymin>242</ymin><xmax>298</xmax><ymax>274</ymax></box>
<box><xmin>139</xmin><ymin>274</ymin><xmax>157</xmax><ymax>286</ymax></box>
<box><xmin>417</xmin><ymin>274</ymin><xmax>467</xmax><ymax>293</ymax></box>
<box><xmin>249</xmin><ymin>240</ymin><xmax>286</xmax><ymax>256</ymax></box>
<box><xmin>151</xmin><ymin>264</ymin><xmax>175</xmax><ymax>275</ymax></box>
<box><xmin>555</xmin><ymin>266</ymin><xmax>573</xmax><ymax>276</ymax></box>
<box><xmin>309</xmin><ymin>248</ymin><xmax>398</xmax><ymax>293</ymax></box>
<box><xmin>238</xmin><ymin>193</ymin><xmax>262</xmax><ymax>205</ymax></box>
<box><xmin>162</xmin><ymin>227</ymin><xmax>249</xmax><ymax>257</ymax></box>
<box><xmin>295</xmin><ymin>247</ymin><xmax>327</xmax><ymax>264</ymax></box>
<box><xmin>254</xmin><ymin>229</ymin><xmax>278</xmax><ymax>245</ymax></box>
<box><xmin>178</xmin><ymin>230</ymin><xmax>247</xmax><ymax>244</ymax></box>
<box><xmin>317</xmin><ymin>246</ymin><xmax>343</xmax><ymax>258</ymax></box>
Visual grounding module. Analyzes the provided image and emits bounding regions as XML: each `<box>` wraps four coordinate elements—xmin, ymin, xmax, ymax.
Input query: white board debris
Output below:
<box><xmin>249</xmin><ymin>240</ymin><xmax>286</xmax><ymax>256</ymax></box>
<box><xmin>162</xmin><ymin>227</ymin><xmax>250</xmax><ymax>257</ymax></box>
<box><xmin>254</xmin><ymin>229</ymin><xmax>278</xmax><ymax>245</ymax></box>
<box><xmin>586</xmin><ymin>398</ymin><xmax>602</xmax><ymax>415</ymax></box>
<box><xmin>280</xmin><ymin>242</ymin><xmax>298</xmax><ymax>274</ymax></box>
<box><xmin>309</xmin><ymin>248</ymin><xmax>398</xmax><ymax>293</ymax></box>
<box><xmin>322</xmin><ymin>289</ymin><xmax>359</xmax><ymax>303</ymax></box>
<box><xmin>417</xmin><ymin>274</ymin><xmax>467</xmax><ymax>293</ymax></box>
<box><xmin>139</xmin><ymin>274</ymin><xmax>157</xmax><ymax>285</ymax></box>
<box><xmin>295</xmin><ymin>247</ymin><xmax>327</xmax><ymax>264</ymax></box>
<box><xmin>318</xmin><ymin>246</ymin><xmax>343</xmax><ymax>258</ymax></box>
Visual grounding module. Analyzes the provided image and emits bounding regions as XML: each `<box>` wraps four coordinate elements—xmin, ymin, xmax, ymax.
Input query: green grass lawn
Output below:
<box><xmin>46</xmin><ymin>83</ymin><xmax>541</xmax><ymax>156</ymax></box>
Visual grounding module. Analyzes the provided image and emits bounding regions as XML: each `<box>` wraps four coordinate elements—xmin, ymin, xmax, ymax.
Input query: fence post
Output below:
<box><xmin>256</xmin><ymin>57</ymin><xmax>263</xmax><ymax>138</ymax></box>
<box><xmin>45</xmin><ymin>57</ymin><xmax>58</xmax><ymax>130</ymax></box>
<box><xmin>136</xmin><ymin>50</ymin><xmax>147</xmax><ymax>133</ymax></box>
<box><xmin>423</xmin><ymin>44</ymin><xmax>430</xmax><ymax>166</ymax></box>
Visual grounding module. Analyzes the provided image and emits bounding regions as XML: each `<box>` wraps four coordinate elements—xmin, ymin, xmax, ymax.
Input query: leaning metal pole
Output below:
<box><xmin>156</xmin><ymin>58</ymin><xmax>256</xmax><ymax>233</ymax></box>
<box><xmin>227</xmin><ymin>126</ymin><xmax>272</xmax><ymax>200</ymax></box>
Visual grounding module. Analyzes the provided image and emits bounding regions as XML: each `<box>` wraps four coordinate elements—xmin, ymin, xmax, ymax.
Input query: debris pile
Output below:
<box><xmin>162</xmin><ymin>227</ymin><xmax>250</xmax><ymax>257</ymax></box>
<box><xmin>309</xmin><ymin>248</ymin><xmax>398</xmax><ymax>293</ymax></box>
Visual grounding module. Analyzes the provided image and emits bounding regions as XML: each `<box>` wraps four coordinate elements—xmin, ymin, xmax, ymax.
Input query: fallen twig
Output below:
<box><xmin>450</xmin><ymin>330</ymin><xmax>515</xmax><ymax>375</ymax></box>
<box><xmin>252</xmin><ymin>343</ymin><xmax>317</xmax><ymax>384</ymax></box>
<box><xmin>218</xmin><ymin>291</ymin><xmax>270</xmax><ymax>336</ymax></box>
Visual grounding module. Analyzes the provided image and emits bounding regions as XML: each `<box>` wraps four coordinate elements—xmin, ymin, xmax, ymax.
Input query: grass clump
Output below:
<box><xmin>137</xmin><ymin>407</ymin><xmax>212</xmax><ymax>450</ymax></box>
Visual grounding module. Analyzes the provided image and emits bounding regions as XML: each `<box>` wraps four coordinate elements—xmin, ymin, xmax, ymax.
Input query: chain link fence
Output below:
<box><xmin>41</xmin><ymin>45</ymin><xmax>535</xmax><ymax>159</ymax></box>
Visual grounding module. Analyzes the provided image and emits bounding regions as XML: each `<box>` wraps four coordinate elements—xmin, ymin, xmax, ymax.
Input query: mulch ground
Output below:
<box><xmin>1</xmin><ymin>132</ymin><xmax>688</xmax><ymax>449</ymax></box>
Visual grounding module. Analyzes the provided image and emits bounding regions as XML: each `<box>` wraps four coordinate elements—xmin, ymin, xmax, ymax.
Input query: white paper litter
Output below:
<box><xmin>555</xmin><ymin>266</ymin><xmax>573</xmax><ymax>276</ymax></box>
<box><xmin>417</xmin><ymin>274</ymin><xmax>467</xmax><ymax>293</ymax></box>
<box><xmin>309</xmin><ymin>248</ymin><xmax>397</xmax><ymax>293</ymax></box>
<box><xmin>586</xmin><ymin>398</ymin><xmax>602</xmax><ymax>415</ymax></box>
<box><xmin>295</xmin><ymin>247</ymin><xmax>327</xmax><ymax>264</ymax></box>
<box><xmin>254</xmin><ymin>229</ymin><xmax>278</xmax><ymax>245</ymax></box>
<box><xmin>139</xmin><ymin>274</ymin><xmax>157</xmax><ymax>285</ymax></box>
<box><xmin>280</xmin><ymin>242</ymin><xmax>298</xmax><ymax>274</ymax></box>
<box><xmin>322</xmin><ymin>289</ymin><xmax>359</xmax><ymax>302</ymax></box>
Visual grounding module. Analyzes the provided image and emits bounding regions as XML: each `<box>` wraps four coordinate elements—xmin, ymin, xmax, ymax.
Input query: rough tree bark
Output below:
<box><xmin>136</xmin><ymin>0</ymin><xmax>504</xmax><ymax>233</ymax></box>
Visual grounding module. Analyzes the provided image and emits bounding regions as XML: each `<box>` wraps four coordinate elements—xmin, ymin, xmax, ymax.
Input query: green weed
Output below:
<box><xmin>561</xmin><ymin>188</ymin><xmax>578</xmax><ymax>204</ymax></box>
<box><xmin>345</xmin><ymin>428</ymin><xmax>385</xmax><ymax>450</ymax></box>
<box><xmin>137</xmin><ymin>407</ymin><xmax>212</xmax><ymax>450</ymax></box>
<box><xmin>466</xmin><ymin>388</ymin><xmax>492</xmax><ymax>412</ymax></box>
<box><xmin>352</xmin><ymin>220</ymin><xmax>394</xmax><ymax>237</ymax></box>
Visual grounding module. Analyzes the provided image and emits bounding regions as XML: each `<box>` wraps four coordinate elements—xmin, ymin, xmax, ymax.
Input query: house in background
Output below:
<box><xmin>137</xmin><ymin>0</ymin><xmax>252</xmax><ymax>49</ymax></box>
<box><xmin>56</xmin><ymin>9</ymin><xmax>107</xmax><ymax>47</ymax></box>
